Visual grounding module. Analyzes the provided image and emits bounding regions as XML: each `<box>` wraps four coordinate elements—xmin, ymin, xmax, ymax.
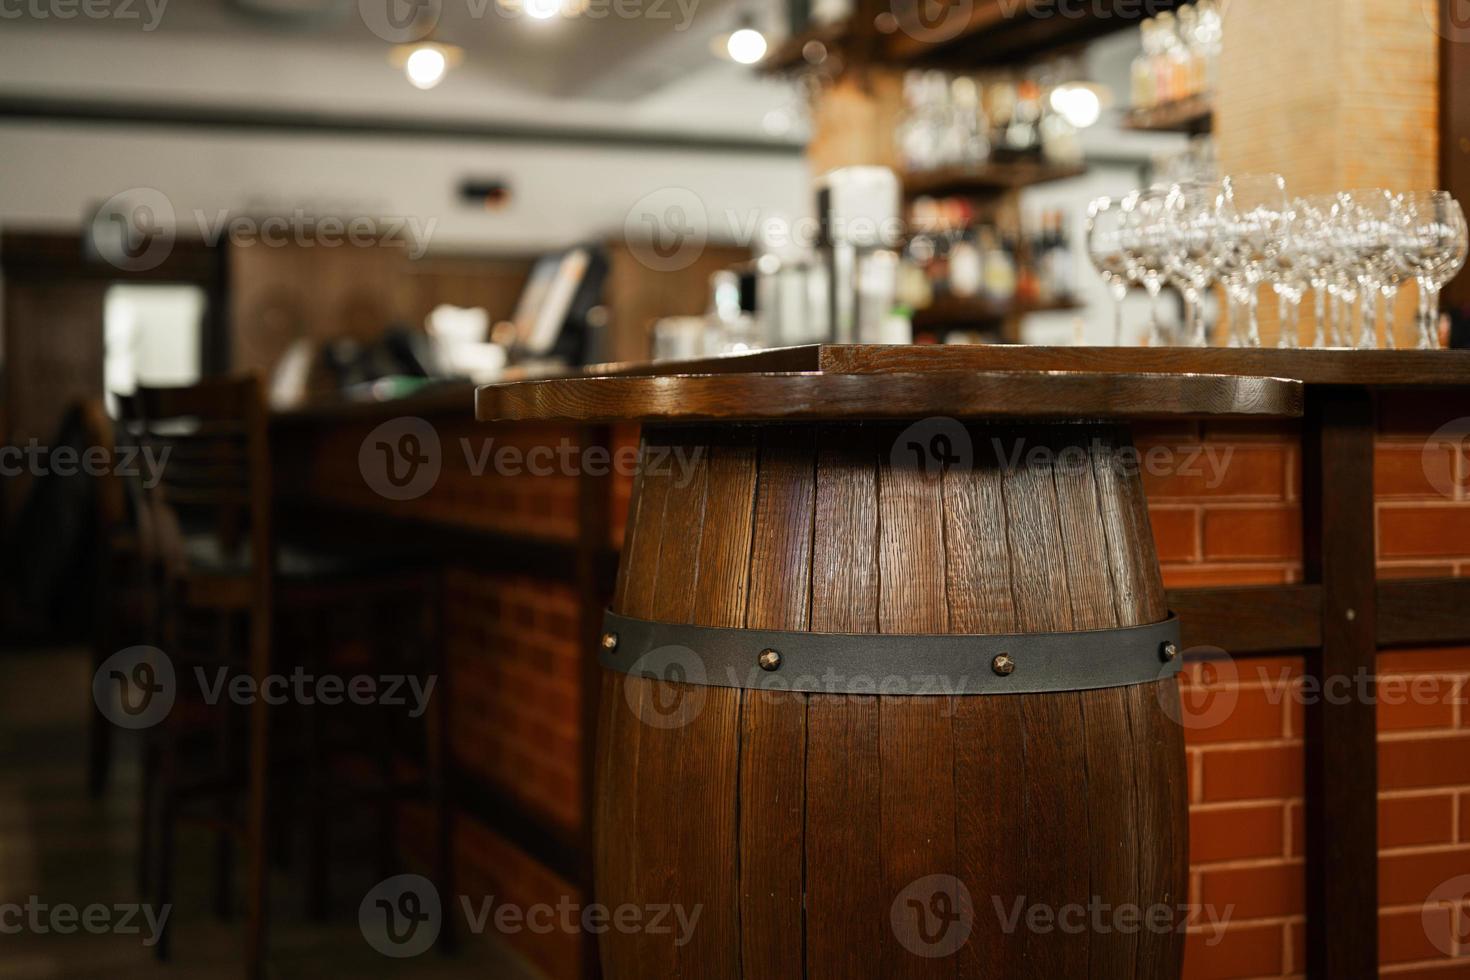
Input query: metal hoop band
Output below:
<box><xmin>599</xmin><ymin>610</ymin><xmax>1183</xmax><ymax>696</ymax></box>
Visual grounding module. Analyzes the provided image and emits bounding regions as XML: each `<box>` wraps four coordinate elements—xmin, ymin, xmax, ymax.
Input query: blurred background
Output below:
<box><xmin>0</xmin><ymin>1</ymin><xmax>1462</xmax><ymax>978</ymax></box>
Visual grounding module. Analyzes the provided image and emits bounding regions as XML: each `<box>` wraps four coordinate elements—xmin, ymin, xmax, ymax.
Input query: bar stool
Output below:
<box><xmin>476</xmin><ymin>365</ymin><xmax>1303</xmax><ymax>979</ymax></box>
<box><xmin>126</xmin><ymin>376</ymin><xmax>450</xmax><ymax>977</ymax></box>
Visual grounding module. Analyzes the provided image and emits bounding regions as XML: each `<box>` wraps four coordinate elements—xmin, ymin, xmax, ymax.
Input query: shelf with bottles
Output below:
<box><xmin>1123</xmin><ymin>92</ymin><xmax>1214</xmax><ymax>134</ymax></box>
<box><xmin>1125</xmin><ymin>1</ymin><xmax>1220</xmax><ymax>131</ymax></box>
<box><xmin>901</xmin><ymin>201</ymin><xmax>1081</xmax><ymax>334</ymax></box>
<box><xmin>895</xmin><ymin>64</ymin><xmax>1096</xmax><ymax>198</ymax></box>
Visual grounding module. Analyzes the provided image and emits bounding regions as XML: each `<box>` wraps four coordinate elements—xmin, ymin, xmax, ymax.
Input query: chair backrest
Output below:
<box><xmin>131</xmin><ymin>377</ymin><xmax>272</xmax><ymax>594</ymax></box>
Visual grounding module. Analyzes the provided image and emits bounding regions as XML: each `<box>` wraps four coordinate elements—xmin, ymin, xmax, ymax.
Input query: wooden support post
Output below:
<box><xmin>1300</xmin><ymin>387</ymin><xmax>1378</xmax><ymax>978</ymax></box>
<box><xmin>575</xmin><ymin>423</ymin><xmax>614</xmax><ymax>980</ymax></box>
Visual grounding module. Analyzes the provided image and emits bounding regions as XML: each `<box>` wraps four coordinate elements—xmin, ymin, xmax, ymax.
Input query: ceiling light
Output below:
<box><xmin>1049</xmin><ymin>82</ymin><xmax>1106</xmax><ymax>129</ymax></box>
<box><xmin>406</xmin><ymin>47</ymin><xmax>447</xmax><ymax>88</ymax></box>
<box><xmin>727</xmin><ymin>27</ymin><xmax>768</xmax><ymax>64</ymax></box>
<box><xmin>390</xmin><ymin>41</ymin><xmax>463</xmax><ymax>91</ymax></box>
<box><xmin>524</xmin><ymin>0</ymin><xmax>561</xmax><ymax>19</ymax></box>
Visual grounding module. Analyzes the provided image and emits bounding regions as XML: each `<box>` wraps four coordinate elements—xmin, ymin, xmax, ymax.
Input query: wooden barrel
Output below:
<box><xmin>594</xmin><ymin>420</ymin><xmax>1188</xmax><ymax>979</ymax></box>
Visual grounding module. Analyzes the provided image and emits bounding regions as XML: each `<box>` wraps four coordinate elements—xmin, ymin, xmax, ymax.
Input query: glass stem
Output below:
<box><xmin>1246</xmin><ymin>286</ymin><xmax>1261</xmax><ymax>348</ymax></box>
<box><xmin>1415</xmin><ymin>275</ymin><xmax>1431</xmax><ymax>348</ymax></box>
<box><xmin>1312</xmin><ymin>285</ymin><xmax>1326</xmax><ymax>348</ymax></box>
<box><xmin>1146</xmin><ymin>278</ymin><xmax>1163</xmax><ymax>346</ymax></box>
<box><xmin>1111</xmin><ymin>282</ymin><xmax>1127</xmax><ymax>346</ymax></box>
<box><xmin>1188</xmin><ymin>286</ymin><xmax>1207</xmax><ymax>347</ymax></box>
<box><xmin>1381</xmin><ymin>284</ymin><xmax>1399</xmax><ymax>349</ymax></box>
<box><xmin>1358</xmin><ymin>281</ymin><xmax>1377</xmax><ymax>348</ymax></box>
<box><xmin>1276</xmin><ymin>288</ymin><xmax>1292</xmax><ymax>348</ymax></box>
<box><xmin>1430</xmin><ymin>283</ymin><xmax>1444</xmax><ymax>349</ymax></box>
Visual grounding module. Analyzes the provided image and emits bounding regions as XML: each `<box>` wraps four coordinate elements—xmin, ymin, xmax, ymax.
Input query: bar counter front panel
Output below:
<box><xmin>272</xmin><ymin>349</ymin><xmax>1470</xmax><ymax>980</ymax></box>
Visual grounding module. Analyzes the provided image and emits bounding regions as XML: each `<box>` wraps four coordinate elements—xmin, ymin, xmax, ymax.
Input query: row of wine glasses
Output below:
<box><xmin>1085</xmin><ymin>177</ymin><xmax>1469</xmax><ymax>348</ymax></box>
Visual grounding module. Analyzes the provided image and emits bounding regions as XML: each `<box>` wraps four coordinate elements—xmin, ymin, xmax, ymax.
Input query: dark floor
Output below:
<box><xmin>0</xmin><ymin>647</ymin><xmax>538</xmax><ymax>979</ymax></box>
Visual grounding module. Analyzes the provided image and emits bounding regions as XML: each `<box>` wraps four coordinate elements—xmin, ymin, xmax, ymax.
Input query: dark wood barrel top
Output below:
<box><xmin>475</xmin><ymin>369</ymin><xmax>1302</xmax><ymax>423</ymax></box>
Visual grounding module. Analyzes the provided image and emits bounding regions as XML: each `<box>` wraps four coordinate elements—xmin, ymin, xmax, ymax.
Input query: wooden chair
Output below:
<box><xmin>80</xmin><ymin>396</ymin><xmax>156</xmax><ymax>798</ymax></box>
<box><xmin>129</xmin><ymin>376</ymin><xmax>450</xmax><ymax>977</ymax></box>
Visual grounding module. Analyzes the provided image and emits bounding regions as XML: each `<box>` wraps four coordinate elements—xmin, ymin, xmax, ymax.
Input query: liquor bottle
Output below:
<box><xmin>981</xmin><ymin>227</ymin><xmax>1017</xmax><ymax>304</ymax></box>
<box><xmin>1132</xmin><ymin>18</ymin><xmax>1158</xmax><ymax>110</ymax></box>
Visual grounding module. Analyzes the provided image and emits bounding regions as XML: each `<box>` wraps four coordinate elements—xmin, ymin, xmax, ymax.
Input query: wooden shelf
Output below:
<box><xmin>902</xmin><ymin>160</ymin><xmax>1086</xmax><ymax>198</ymax></box>
<box><xmin>1123</xmin><ymin>93</ymin><xmax>1214</xmax><ymax>134</ymax></box>
<box><xmin>882</xmin><ymin>0</ymin><xmax>1188</xmax><ymax>68</ymax></box>
<box><xmin>911</xmin><ymin>294</ymin><xmax>1081</xmax><ymax>328</ymax></box>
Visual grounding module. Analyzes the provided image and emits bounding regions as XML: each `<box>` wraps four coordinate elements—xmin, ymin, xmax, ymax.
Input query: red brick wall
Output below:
<box><xmin>1137</xmin><ymin>400</ymin><xmax>1470</xmax><ymax>979</ymax></box>
<box><xmin>443</xmin><ymin>568</ymin><xmax>583</xmax><ymax>832</ymax></box>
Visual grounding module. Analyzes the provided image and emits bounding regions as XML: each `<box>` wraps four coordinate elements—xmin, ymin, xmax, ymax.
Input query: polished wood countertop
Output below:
<box><xmin>274</xmin><ymin>345</ymin><xmax>1470</xmax><ymax>429</ymax></box>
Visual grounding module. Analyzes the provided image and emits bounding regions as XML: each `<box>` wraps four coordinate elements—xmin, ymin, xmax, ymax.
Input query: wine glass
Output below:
<box><xmin>1398</xmin><ymin>191</ymin><xmax>1469</xmax><ymax>349</ymax></box>
<box><xmin>1121</xmin><ymin>187</ymin><xmax>1172</xmax><ymax>345</ymax></box>
<box><xmin>1342</xmin><ymin>188</ymin><xmax>1401</xmax><ymax>348</ymax></box>
<box><xmin>1294</xmin><ymin>195</ymin><xmax>1337</xmax><ymax>347</ymax></box>
<box><xmin>1086</xmin><ymin>196</ymin><xmax>1136</xmax><ymax>345</ymax></box>
<box><xmin>1215</xmin><ymin>174</ymin><xmax>1290</xmax><ymax>348</ymax></box>
<box><xmin>1164</xmin><ymin>181</ymin><xmax>1218</xmax><ymax>346</ymax></box>
<box><xmin>1323</xmin><ymin>194</ymin><xmax>1362</xmax><ymax>347</ymax></box>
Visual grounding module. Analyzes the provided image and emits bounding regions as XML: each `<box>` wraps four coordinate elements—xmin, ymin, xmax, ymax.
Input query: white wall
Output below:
<box><xmin>0</xmin><ymin>21</ymin><xmax>811</xmax><ymax>253</ymax></box>
<box><xmin>0</xmin><ymin>121</ymin><xmax>809</xmax><ymax>254</ymax></box>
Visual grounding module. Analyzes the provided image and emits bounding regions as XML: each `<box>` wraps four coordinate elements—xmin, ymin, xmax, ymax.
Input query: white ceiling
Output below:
<box><xmin>0</xmin><ymin>0</ymin><xmax>793</xmax><ymax>111</ymax></box>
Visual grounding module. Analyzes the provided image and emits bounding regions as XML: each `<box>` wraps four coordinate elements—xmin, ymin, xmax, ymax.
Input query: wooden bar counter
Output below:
<box><xmin>274</xmin><ymin>347</ymin><xmax>1470</xmax><ymax>980</ymax></box>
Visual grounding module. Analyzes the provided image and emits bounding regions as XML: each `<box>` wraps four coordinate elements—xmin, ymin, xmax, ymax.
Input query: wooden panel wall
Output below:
<box><xmin>229</xmin><ymin>242</ymin><xmax>534</xmax><ymax>379</ymax></box>
<box><xmin>1216</xmin><ymin>0</ymin><xmax>1439</xmax><ymax>347</ymax></box>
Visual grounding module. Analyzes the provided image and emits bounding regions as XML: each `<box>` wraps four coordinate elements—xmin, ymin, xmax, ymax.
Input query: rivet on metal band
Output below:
<box><xmin>598</xmin><ymin>610</ymin><xmax>1184</xmax><ymax>696</ymax></box>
